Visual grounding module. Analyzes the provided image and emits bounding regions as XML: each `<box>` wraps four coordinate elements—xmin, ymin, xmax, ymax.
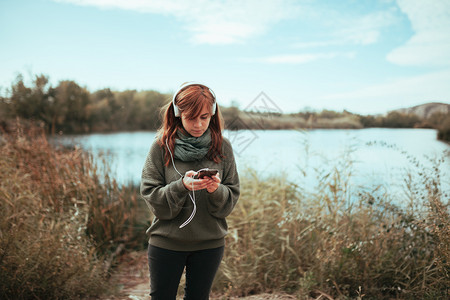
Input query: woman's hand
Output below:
<box><xmin>182</xmin><ymin>171</ymin><xmax>220</xmax><ymax>193</ymax></box>
<box><xmin>205</xmin><ymin>174</ymin><xmax>220</xmax><ymax>193</ymax></box>
<box><xmin>183</xmin><ymin>171</ymin><xmax>208</xmax><ymax>191</ymax></box>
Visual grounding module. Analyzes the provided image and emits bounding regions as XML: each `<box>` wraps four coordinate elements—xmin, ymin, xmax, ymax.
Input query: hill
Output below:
<box><xmin>391</xmin><ymin>102</ymin><xmax>450</xmax><ymax>119</ymax></box>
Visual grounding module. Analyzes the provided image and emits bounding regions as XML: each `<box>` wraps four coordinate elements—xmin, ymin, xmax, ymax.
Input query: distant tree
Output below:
<box><xmin>318</xmin><ymin>109</ymin><xmax>342</xmax><ymax>119</ymax></box>
<box><xmin>88</xmin><ymin>88</ymin><xmax>115</xmax><ymax>131</ymax></box>
<box><xmin>40</xmin><ymin>85</ymin><xmax>63</xmax><ymax>135</ymax></box>
<box><xmin>113</xmin><ymin>90</ymin><xmax>137</xmax><ymax>130</ymax></box>
<box><xmin>54</xmin><ymin>80</ymin><xmax>90</xmax><ymax>133</ymax></box>
<box><xmin>9</xmin><ymin>74</ymin><xmax>49</xmax><ymax>121</ymax></box>
<box><xmin>359</xmin><ymin>115</ymin><xmax>383</xmax><ymax>127</ymax></box>
<box><xmin>383</xmin><ymin>112</ymin><xmax>420</xmax><ymax>128</ymax></box>
<box><xmin>428</xmin><ymin>111</ymin><xmax>450</xmax><ymax>141</ymax></box>
<box><xmin>6</xmin><ymin>74</ymin><xmax>60</xmax><ymax>132</ymax></box>
<box><xmin>133</xmin><ymin>90</ymin><xmax>167</xmax><ymax>130</ymax></box>
<box><xmin>294</xmin><ymin>110</ymin><xmax>317</xmax><ymax>121</ymax></box>
<box><xmin>427</xmin><ymin>112</ymin><xmax>449</xmax><ymax>128</ymax></box>
<box><xmin>437</xmin><ymin>116</ymin><xmax>450</xmax><ymax>141</ymax></box>
<box><xmin>0</xmin><ymin>89</ymin><xmax>10</xmax><ymax>131</ymax></box>
<box><xmin>221</xmin><ymin>102</ymin><xmax>240</xmax><ymax>127</ymax></box>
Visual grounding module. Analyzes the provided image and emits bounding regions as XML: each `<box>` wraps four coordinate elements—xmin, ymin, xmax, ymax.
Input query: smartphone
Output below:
<box><xmin>196</xmin><ymin>168</ymin><xmax>219</xmax><ymax>179</ymax></box>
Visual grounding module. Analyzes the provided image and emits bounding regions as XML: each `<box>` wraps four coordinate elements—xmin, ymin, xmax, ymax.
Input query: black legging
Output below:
<box><xmin>147</xmin><ymin>244</ymin><xmax>224</xmax><ymax>300</ymax></box>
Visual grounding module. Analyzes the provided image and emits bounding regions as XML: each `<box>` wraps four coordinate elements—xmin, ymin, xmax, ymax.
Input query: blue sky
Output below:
<box><xmin>1</xmin><ymin>0</ymin><xmax>449</xmax><ymax>115</ymax></box>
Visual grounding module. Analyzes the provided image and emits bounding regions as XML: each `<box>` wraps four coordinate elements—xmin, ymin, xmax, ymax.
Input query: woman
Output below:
<box><xmin>140</xmin><ymin>82</ymin><xmax>240</xmax><ymax>299</ymax></box>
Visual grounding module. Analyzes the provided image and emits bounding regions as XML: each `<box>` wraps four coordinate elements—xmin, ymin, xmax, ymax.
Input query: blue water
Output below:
<box><xmin>54</xmin><ymin>128</ymin><xmax>449</xmax><ymax>205</ymax></box>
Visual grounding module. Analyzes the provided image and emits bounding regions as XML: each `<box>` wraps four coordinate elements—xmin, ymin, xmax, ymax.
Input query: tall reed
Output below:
<box><xmin>0</xmin><ymin>122</ymin><xmax>149</xmax><ymax>299</ymax></box>
<box><xmin>214</xmin><ymin>144</ymin><xmax>449</xmax><ymax>299</ymax></box>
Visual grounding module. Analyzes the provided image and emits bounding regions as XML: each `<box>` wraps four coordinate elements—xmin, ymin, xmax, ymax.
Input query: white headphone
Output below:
<box><xmin>165</xmin><ymin>138</ymin><xmax>197</xmax><ymax>229</ymax></box>
<box><xmin>172</xmin><ymin>82</ymin><xmax>217</xmax><ymax>117</ymax></box>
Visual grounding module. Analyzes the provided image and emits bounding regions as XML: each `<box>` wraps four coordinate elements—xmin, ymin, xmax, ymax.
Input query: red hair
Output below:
<box><xmin>157</xmin><ymin>84</ymin><xmax>224</xmax><ymax>166</ymax></box>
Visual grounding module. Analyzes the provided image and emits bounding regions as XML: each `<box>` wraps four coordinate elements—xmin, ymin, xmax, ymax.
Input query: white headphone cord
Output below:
<box><xmin>166</xmin><ymin>138</ymin><xmax>196</xmax><ymax>228</ymax></box>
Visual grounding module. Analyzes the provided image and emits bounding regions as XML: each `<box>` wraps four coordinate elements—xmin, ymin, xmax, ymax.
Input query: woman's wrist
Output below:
<box><xmin>182</xmin><ymin>176</ymin><xmax>190</xmax><ymax>190</ymax></box>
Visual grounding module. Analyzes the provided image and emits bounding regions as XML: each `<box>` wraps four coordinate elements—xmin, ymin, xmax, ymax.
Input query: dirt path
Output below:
<box><xmin>105</xmin><ymin>251</ymin><xmax>297</xmax><ymax>300</ymax></box>
<box><xmin>105</xmin><ymin>250</ymin><xmax>150</xmax><ymax>299</ymax></box>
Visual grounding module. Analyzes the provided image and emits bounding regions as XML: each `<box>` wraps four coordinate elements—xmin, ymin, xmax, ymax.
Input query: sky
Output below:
<box><xmin>1</xmin><ymin>0</ymin><xmax>449</xmax><ymax>115</ymax></box>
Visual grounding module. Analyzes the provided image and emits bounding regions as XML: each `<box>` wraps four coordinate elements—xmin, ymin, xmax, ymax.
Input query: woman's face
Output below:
<box><xmin>180</xmin><ymin>105</ymin><xmax>212</xmax><ymax>137</ymax></box>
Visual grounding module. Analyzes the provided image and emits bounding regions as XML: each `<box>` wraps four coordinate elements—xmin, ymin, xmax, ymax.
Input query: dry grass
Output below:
<box><xmin>0</xmin><ymin>122</ymin><xmax>149</xmax><ymax>299</ymax></box>
<box><xmin>228</xmin><ymin>113</ymin><xmax>363</xmax><ymax>130</ymax></box>
<box><xmin>214</xmin><ymin>148</ymin><xmax>449</xmax><ymax>299</ymax></box>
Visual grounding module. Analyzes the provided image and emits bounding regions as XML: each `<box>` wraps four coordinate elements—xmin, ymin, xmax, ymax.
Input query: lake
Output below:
<box><xmin>55</xmin><ymin>128</ymin><xmax>449</xmax><ymax>203</ymax></box>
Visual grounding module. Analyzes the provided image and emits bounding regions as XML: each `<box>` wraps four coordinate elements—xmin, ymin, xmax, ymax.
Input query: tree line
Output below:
<box><xmin>0</xmin><ymin>73</ymin><xmax>448</xmax><ymax>141</ymax></box>
<box><xmin>0</xmin><ymin>74</ymin><xmax>167</xmax><ymax>134</ymax></box>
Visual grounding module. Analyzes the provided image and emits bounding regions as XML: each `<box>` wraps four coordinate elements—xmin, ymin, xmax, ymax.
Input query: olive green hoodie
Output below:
<box><xmin>140</xmin><ymin>137</ymin><xmax>240</xmax><ymax>251</ymax></box>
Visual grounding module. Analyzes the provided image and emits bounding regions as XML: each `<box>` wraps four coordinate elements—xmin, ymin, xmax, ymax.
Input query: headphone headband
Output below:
<box><xmin>172</xmin><ymin>82</ymin><xmax>217</xmax><ymax>117</ymax></box>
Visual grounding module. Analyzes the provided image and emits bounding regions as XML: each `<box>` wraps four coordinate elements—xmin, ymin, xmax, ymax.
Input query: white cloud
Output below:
<box><xmin>294</xmin><ymin>8</ymin><xmax>397</xmax><ymax>48</ymax></box>
<box><xmin>333</xmin><ymin>10</ymin><xmax>396</xmax><ymax>45</ymax></box>
<box><xmin>387</xmin><ymin>0</ymin><xmax>450</xmax><ymax>66</ymax></box>
<box><xmin>54</xmin><ymin>0</ymin><xmax>299</xmax><ymax>45</ymax></box>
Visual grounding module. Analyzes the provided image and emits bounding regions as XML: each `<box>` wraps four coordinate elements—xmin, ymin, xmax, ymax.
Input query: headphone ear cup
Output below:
<box><xmin>173</xmin><ymin>102</ymin><xmax>180</xmax><ymax>117</ymax></box>
<box><xmin>174</xmin><ymin>107</ymin><xmax>180</xmax><ymax>117</ymax></box>
<box><xmin>211</xmin><ymin>102</ymin><xmax>216</xmax><ymax>115</ymax></box>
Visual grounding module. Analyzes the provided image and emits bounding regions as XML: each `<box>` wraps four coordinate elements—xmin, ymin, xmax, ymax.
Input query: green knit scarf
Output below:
<box><xmin>174</xmin><ymin>129</ymin><xmax>211</xmax><ymax>162</ymax></box>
